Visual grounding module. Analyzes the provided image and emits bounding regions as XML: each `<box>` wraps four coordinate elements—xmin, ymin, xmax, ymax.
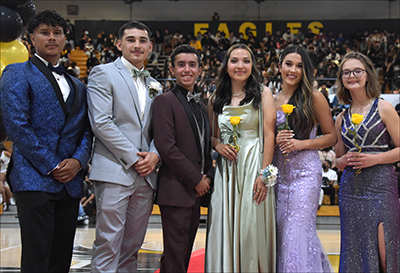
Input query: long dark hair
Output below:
<box><xmin>212</xmin><ymin>43</ymin><xmax>262</xmax><ymax>114</ymax></box>
<box><xmin>279</xmin><ymin>45</ymin><xmax>316</xmax><ymax>139</ymax></box>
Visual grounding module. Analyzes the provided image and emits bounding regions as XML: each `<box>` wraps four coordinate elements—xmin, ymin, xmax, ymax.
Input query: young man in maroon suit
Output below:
<box><xmin>153</xmin><ymin>44</ymin><xmax>213</xmax><ymax>272</ymax></box>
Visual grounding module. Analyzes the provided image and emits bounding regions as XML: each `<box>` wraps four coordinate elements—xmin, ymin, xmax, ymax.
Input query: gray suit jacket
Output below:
<box><xmin>87</xmin><ymin>57</ymin><xmax>161</xmax><ymax>189</ymax></box>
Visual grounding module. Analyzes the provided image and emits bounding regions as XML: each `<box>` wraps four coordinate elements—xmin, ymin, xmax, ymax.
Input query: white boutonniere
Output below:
<box><xmin>148</xmin><ymin>81</ymin><xmax>162</xmax><ymax>99</ymax></box>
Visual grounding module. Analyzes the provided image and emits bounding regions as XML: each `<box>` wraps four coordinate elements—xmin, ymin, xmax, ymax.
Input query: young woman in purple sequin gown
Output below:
<box><xmin>335</xmin><ymin>52</ymin><xmax>400</xmax><ymax>273</ymax></box>
<box><xmin>272</xmin><ymin>46</ymin><xmax>336</xmax><ymax>272</ymax></box>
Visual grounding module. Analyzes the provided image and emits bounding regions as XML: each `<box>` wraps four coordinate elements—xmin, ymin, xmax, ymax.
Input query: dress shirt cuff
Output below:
<box><xmin>47</xmin><ymin>163</ymin><xmax>60</xmax><ymax>175</ymax></box>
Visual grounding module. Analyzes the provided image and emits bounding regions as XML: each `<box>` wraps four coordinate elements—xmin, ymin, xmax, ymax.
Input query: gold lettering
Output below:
<box><xmin>194</xmin><ymin>23</ymin><xmax>209</xmax><ymax>36</ymax></box>
<box><xmin>265</xmin><ymin>22</ymin><xmax>272</xmax><ymax>35</ymax></box>
<box><xmin>239</xmin><ymin>22</ymin><xmax>257</xmax><ymax>39</ymax></box>
<box><xmin>217</xmin><ymin>23</ymin><xmax>230</xmax><ymax>38</ymax></box>
<box><xmin>287</xmin><ymin>23</ymin><xmax>302</xmax><ymax>34</ymax></box>
<box><xmin>308</xmin><ymin>21</ymin><xmax>324</xmax><ymax>35</ymax></box>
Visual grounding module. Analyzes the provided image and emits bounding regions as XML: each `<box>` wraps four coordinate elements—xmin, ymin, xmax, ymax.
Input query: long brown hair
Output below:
<box><xmin>212</xmin><ymin>43</ymin><xmax>262</xmax><ymax>114</ymax></box>
<box><xmin>279</xmin><ymin>45</ymin><xmax>316</xmax><ymax>140</ymax></box>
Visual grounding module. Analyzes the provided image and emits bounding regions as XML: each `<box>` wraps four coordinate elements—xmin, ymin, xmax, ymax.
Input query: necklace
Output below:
<box><xmin>232</xmin><ymin>91</ymin><xmax>245</xmax><ymax>97</ymax></box>
<box><xmin>352</xmin><ymin>99</ymin><xmax>374</xmax><ymax>117</ymax></box>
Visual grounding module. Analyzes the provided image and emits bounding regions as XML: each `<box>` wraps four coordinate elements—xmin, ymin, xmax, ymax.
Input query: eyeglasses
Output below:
<box><xmin>341</xmin><ymin>68</ymin><xmax>366</xmax><ymax>79</ymax></box>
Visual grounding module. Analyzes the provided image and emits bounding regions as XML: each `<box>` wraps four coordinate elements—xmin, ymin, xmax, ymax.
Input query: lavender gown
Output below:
<box><xmin>272</xmin><ymin>111</ymin><xmax>333</xmax><ymax>272</ymax></box>
<box><xmin>339</xmin><ymin>98</ymin><xmax>400</xmax><ymax>272</ymax></box>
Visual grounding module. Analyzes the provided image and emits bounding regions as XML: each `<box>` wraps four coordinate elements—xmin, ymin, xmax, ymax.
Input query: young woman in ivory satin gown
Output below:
<box><xmin>205</xmin><ymin>43</ymin><xmax>276</xmax><ymax>272</ymax></box>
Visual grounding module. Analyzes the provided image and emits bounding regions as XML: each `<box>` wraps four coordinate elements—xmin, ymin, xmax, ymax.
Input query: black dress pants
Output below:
<box><xmin>14</xmin><ymin>188</ymin><xmax>80</xmax><ymax>273</ymax></box>
<box><xmin>322</xmin><ymin>185</ymin><xmax>336</xmax><ymax>205</ymax></box>
<box><xmin>159</xmin><ymin>198</ymin><xmax>201</xmax><ymax>273</ymax></box>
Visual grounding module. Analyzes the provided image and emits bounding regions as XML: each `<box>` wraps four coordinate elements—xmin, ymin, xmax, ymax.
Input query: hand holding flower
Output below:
<box><xmin>279</xmin><ymin>137</ymin><xmax>302</xmax><ymax>154</ymax></box>
<box><xmin>221</xmin><ymin>116</ymin><xmax>242</xmax><ymax>192</ymax></box>
<box><xmin>276</xmin><ymin>130</ymin><xmax>293</xmax><ymax>145</ymax></box>
<box><xmin>277</xmin><ymin>104</ymin><xmax>295</xmax><ymax>183</ymax></box>
<box><xmin>222</xmin><ymin>116</ymin><xmax>241</xmax><ymax>153</ymax></box>
<box><xmin>348</xmin><ymin>113</ymin><xmax>364</xmax><ymax>153</ymax></box>
<box><xmin>346</xmin><ymin>152</ymin><xmax>377</xmax><ymax>169</ymax></box>
<box><xmin>346</xmin><ymin>113</ymin><xmax>364</xmax><ymax>193</ymax></box>
<box><xmin>278</xmin><ymin>104</ymin><xmax>296</xmax><ymax>131</ymax></box>
<box><xmin>214</xmin><ymin>141</ymin><xmax>238</xmax><ymax>162</ymax></box>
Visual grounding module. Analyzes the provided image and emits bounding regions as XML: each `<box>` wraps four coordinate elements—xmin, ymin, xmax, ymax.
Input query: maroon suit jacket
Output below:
<box><xmin>153</xmin><ymin>86</ymin><xmax>213</xmax><ymax>208</ymax></box>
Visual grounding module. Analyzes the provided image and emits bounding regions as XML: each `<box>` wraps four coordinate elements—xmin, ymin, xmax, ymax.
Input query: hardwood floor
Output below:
<box><xmin>0</xmin><ymin>225</ymin><xmax>340</xmax><ymax>272</ymax></box>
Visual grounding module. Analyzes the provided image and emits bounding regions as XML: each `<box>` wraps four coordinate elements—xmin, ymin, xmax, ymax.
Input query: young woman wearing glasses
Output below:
<box><xmin>335</xmin><ymin>52</ymin><xmax>400</xmax><ymax>272</ymax></box>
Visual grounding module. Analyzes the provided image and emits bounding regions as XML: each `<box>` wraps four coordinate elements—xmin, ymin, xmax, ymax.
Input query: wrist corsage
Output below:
<box><xmin>259</xmin><ymin>164</ymin><xmax>279</xmax><ymax>187</ymax></box>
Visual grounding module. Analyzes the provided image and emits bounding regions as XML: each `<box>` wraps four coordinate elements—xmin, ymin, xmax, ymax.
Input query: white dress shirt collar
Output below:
<box><xmin>34</xmin><ymin>54</ymin><xmax>70</xmax><ymax>102</ymax></box>
<box><xmin>35</xmin><ymin>53</ymin><xmax>61</xmax><ymax>68</ymax></box>
<box><xmin>121</xmin><ymin>56</ymin><xmax>145</xmax><ymax>76</ymax></box>
<box><xmin>120</xmin><ymin>56</ymin><xmax>147</xmax><ymax>120</ymax></box>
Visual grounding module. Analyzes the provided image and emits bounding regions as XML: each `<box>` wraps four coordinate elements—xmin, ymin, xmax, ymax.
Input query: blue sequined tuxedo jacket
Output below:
<box><xmin>0</xmin><ymin>56</ymin><xmax>92</xmax><ymax>198</ymax></box>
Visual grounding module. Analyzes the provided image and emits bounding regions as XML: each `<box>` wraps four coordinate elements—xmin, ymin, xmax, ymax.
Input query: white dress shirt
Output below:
<box><xmin>35</xmin><ymin>53</ymin><xmax>70</xmax><ymax>102</ymax></box>
<box><xmin>121</xmin><ymin>56</ymin><xmax>147</xmax><ymax>120</ymax></box>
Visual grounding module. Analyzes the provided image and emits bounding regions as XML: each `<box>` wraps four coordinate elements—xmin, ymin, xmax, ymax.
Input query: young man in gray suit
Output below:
<box><xmin>87</xmin><ymin>21</ymin><xmax>162</xmax><ymax>272</ymax></box>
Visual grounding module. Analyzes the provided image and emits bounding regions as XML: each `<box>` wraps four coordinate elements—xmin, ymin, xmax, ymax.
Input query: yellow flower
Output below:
<box><xmin>281</xmin><ymin>104</ymin><xmax>296</xmax><ymax>114</ymax></box>
<box><xmin>351</xmin><ymin>113</ymin><xmax>364</xmax><ymax>125</ymax></box>
<box><xmin>230</xmin><ymin>116</ymin><xmax>241</xmax><ymax>125</ymax></box>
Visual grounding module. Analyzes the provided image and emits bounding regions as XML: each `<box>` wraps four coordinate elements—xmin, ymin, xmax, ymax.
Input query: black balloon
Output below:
<box><xmin>0</xmin><ymin>5</ymin><xmax>23</xmax><ymax>42</ymax></box>
<box><xmin>15</xmin><ymin>0</ymin><xmax>35</xmax><ymax>27</ymax></box>
<box><xmin>1</xmin><ymin>0</ymin><xmax>29</xmax><ymax>9</ymax></box>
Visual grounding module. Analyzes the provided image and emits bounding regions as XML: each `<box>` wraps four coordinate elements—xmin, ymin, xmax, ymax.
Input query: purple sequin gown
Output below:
<box><xmin>339</xmin><ymin>98</ymin><xmax>400</xmax><ymax>272</ymax></box>
<box><xmin>273</xmin><ymin>111</ymin><xmax>333</xmax><ymax>273</ymax></box>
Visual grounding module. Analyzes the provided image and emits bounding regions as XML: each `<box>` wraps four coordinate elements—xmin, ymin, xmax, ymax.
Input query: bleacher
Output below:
<box><xmin>145</xmin><ymin>54</ymin><xmax>168</xmax><ymax>73</ymax></box>
<box><xmin>69</xmin><ymin>48</ymin><xmax>169</xmax><ymax>79</ymax></box>
<box><xmin>70</xmin><ymin>49</ymin><xmax>88</xmax><ymax>79</ymax></box>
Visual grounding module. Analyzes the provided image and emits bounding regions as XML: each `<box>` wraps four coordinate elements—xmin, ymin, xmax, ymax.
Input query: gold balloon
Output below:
<box><xmin>0</xmin><ymin>61</ymin><xmax>5</xmax><ymax>77</ymax></box>
<box><xmin>0</xmin><ymin>40</ymin><xmax>29</xmax><ymax>67</ymax></box>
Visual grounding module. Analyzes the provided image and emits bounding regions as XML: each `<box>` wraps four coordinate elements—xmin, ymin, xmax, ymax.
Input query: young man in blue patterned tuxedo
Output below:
<box><xmin>87</xmin><ymin>21</ymin><xmax>162</xmax><ymax>272</ymax></box>
<box><xmin>0</xmin><ymin>10</ymin><xmax>92</xmax><ymax>272</ymax></box>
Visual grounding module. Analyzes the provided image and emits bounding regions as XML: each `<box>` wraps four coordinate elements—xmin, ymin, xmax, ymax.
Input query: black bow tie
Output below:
<box><xmin>132</xmin><ymin>69</ymin><xmax>150</xmax><ymax>78</ymax></box>
<box><xmin>186</xmin><ymin>92</ymin><xmax>201</xmax><ymax>103</ymax></box>
<box><xmin>48</xmin><ymin>63</ymin><xmax>64</xmax><ymax>75</ymax></box>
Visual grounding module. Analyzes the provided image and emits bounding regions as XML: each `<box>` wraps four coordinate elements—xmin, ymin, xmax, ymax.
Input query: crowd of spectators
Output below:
<box><xmin>19</xmin><ymin>21</ymin><xmax>400</xmax><ymax>97</ymax></box>
<box><xmin>10</xmin><ymin>22</ymin><xmax>400</xmax><ymax>211</ymax></box>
